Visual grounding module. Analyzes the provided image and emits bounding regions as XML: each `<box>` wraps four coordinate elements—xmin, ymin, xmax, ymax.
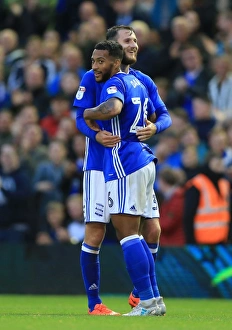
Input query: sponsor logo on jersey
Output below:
<box><xmin>107</xmin><ymin>86</ymin><xmax>117</xmax><ymax>94</ymax></box>
<box><xmin>76</xmin><ymin>86</ymin><xmax>86</xmax><ymax>100</ymax></box>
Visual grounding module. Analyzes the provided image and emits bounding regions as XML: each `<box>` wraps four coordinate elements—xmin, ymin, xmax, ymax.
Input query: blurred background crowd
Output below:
<box><xmin>0</xmin><ymin>0</ymin><xmax>232</xmax><ymax>246</ymax></box>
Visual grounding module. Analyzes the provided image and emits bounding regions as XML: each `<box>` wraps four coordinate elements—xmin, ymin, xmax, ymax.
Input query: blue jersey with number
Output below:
<box><xmin>129</xmin><ymin>68</ymin><xmax>166</xmax><ymax>112</ymax></box>
<box><xmin>100</xmin><ymin>72</ymin><xmax>156</xmax><ymax>182</ymax></box>
<box><xmin>73</xmin><ymin>69</ymin><xmax>169</xmax><ymax>172</ymax></box>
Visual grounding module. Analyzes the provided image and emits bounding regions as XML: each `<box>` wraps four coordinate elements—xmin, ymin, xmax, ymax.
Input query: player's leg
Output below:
<box><xmin>129</xmin><ymin>176</ymin><xmax>166</xmax><ymax>314</ymax></box>
<box><xmin>108</xmin><ymin>164</ymin><xmax>161</xmax><ymax>316</ymax></box>
<box><xmin>80</xmin><ymin>170</ymin><xmax>120</xmax><ymax>315</ymax></box>
<box><xmin>141</xmin><ymin>218</ymin><xmax>166</xmax><ymax>314</ymax></box>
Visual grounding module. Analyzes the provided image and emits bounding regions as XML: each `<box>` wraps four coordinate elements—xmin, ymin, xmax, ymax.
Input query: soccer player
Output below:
<box><xmin>84</xmin><ymin>39</ymin><xmax>161</xmax><ymax>316</ymax></box>
<box><xmin>74</xmin><ymin>25</ymin><xmax>171</xmax><ymax>315</ymax></box>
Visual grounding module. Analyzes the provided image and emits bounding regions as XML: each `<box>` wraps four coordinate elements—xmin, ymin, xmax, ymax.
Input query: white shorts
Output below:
<box><xmin>106</xmin><ymin>161</ymin><xmax>160</xmax><ymax>218</ymax></box>
<box><xmin>83</xmin><ymin>170</ymin><xmax>110</xmax><ymax>223</ymax></box>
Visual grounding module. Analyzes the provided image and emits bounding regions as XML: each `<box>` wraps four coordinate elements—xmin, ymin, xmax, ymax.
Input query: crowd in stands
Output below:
<box><xmin>0</xmin><ymin>0</ymin><xmax>232</xmax><ymax>245</ymax></box>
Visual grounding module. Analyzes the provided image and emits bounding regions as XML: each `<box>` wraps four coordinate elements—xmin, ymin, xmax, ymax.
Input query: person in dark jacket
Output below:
<box><xmin>0</xmin><ymin>143</ymin><xmax>33</xmax><ymax>242</ymax></box>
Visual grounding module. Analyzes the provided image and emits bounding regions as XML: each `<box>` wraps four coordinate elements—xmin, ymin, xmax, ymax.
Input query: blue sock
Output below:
<box><xmin>146</xmin><ymin>241</ymin><xmax>160</xmax><ymax>297</ymax></box>
<box><xmin>80</xmin><ymin>242</ymin><xmax>102</xmax><ymax>311</ymax></box>
<box><xmin>120</xmin><ymin>235</ymin><xmax>154</xmax><ymax>301</ymax></box>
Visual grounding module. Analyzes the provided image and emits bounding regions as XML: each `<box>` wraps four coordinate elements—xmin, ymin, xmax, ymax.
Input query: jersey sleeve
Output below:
<box><xmin>73</xmin><ymin>70</ymin><xmax>96</xmax><ymax>108</ymax></box>
<box><xmin>100</xmin><ymin>76</ymin><xmax>125</xmax><ymax>104</ymax></box>
<box><xmin>73</xmin><ymin>70</ymin><xmax>98</xmax><ymax>140</ymax></box>
<box><xmin>76</xmin><ymin>107</ymin><xmax>98</xmax><ymax>140</ymax></box>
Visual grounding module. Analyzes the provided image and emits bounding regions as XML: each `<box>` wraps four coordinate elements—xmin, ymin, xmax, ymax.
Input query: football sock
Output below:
<box><xmin>80</xmin><ymin>242</ymin><xmax>102</xmax><ymax>311</ymax></box>
<box><xmin>146</xmin><ymin>241</ymin><xmax>160</xmax><ymax>297</ymax></box>
<box><xmin>120</xmin><ymin>234</ymin><xmax>154</xmax><ymax>301</ymax></box>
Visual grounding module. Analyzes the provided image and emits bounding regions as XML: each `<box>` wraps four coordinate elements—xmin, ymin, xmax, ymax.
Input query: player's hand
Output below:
<box><xmin>85</xmin><ymin>119</ymin><xmax>100</xmax><ymax>132</ymax></box>
<box><xmin>136</xmin><ymin>119</ymin><xmax>157</xmax><ymax>141</ymax></box>
<box><xmin>96</xmin><ymin>130</ymin><xmax>121</xmax><ymax>147</ymax></box>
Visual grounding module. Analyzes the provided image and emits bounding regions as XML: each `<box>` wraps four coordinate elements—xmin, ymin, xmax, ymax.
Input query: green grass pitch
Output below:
<box><xmin>0</xmin><ymin>295</ymin><xmax>231</xmax><ymax>330</ymax></box>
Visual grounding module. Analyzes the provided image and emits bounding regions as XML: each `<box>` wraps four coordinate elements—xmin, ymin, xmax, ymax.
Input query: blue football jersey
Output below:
<box><xmin>100</xmin><ymin>72</ymin><xmax>156</xmax><ymax>182</ymax></box>
<box><xmin>73</xmin><ymin>68</ymin><xmax>169</xmax><ymax>173</ymax></box>
<box><xmin>129</xmin><ymin>68</ymin><xmax>166</xmax><ymax>111</ymax></box>
<box><xmin>73</xmin><ymin>70</ymin><xmax>105</xmax><ymax>171</ymax></box>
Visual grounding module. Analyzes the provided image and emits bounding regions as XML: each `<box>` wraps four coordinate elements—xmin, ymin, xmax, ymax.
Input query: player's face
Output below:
<box><xmin>91</xmin><ymin>49</ymin><xmax>117</xmax><ymax>82</ymax></box>
<box><xmin>115</xmin><ymin>29</ymin><xmax>138</xmax><ymax>65</ymax></box>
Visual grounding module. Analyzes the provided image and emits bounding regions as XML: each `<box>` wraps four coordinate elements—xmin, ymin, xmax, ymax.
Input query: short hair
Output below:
<box><xmin>94</xmin><ymin>40</ymin><xmax>123</xmax><ymax>60</ymax></box>
<box><xmin>106</xmin><ymin>25</ymin><xmax>135</xmax><ymax>40</ymax></box>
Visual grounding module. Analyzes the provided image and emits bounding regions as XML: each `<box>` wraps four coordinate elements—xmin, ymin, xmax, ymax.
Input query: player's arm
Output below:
<box><xmin>76</xmin><ymin>106</ymin><xmax>121</xmax><ymax>147</ymax></box>
<box><xmin>76</xmin><ymin>106</ymin><xmax>100</xmax><ymax>137</ymax></box>
<box><xmin>136</xmin><ymin>99</ymin><xmax>157</xmax><ymax>141</ymax></box>
<box><xmin>84</xmin><ymin>98</ymin><xmax>123</xmax><ymax>120</ymax></box>
<box><xmin>135</xmin><ymin>72</ymin><xmax>172</xmax><ymax>139</ymax></box>
<box><xmin>74</xmin><ymin>72</ymin><xmax>120</xmax><ymax>147</ymax></box>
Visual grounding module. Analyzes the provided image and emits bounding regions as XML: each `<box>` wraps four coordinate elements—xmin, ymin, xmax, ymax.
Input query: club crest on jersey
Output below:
<box><xmin>76</xmin><ymin>86</ymin><xmax>86</xmax><ymax>100</ymax></box>
<box><xmin>107</xmin><ymin>86</ymin><xmax>117</xmax><ymax>94</ymax></box>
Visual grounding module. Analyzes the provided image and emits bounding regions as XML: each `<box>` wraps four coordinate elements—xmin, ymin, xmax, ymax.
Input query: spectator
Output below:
<box><xmin>0</xmin><ymin>110</ymin><xmax>14</xmax><ymax>148</ymax></box>
<box><xmin>130</xmin><ymin>20</ymin><xmax>168</xmax><ymax>78</ymax></box>
<box><xmin>150</xmin><ymin>0</ymin><xmax>178</xmax><ymax>41</ymax></box>
<box><xmin>153</xmin><ymin>130</ymin><xmax>182</xmax><ymax>172</ymax></box>
<box><xmin>224</xmin><ymin>120</ymin><xmax>232</xmax><ymax>168</ymax></box>
<box><xmin>66</xmin><ymin>193</ymin><xmax>85</xmax><ymax>244</ymax></box>
<box><xmin>183</xmin><ymin>152</ymin><xmax>231</xmax><ymax>244</ymax></box>
<box><xmin>0</xmin><ymin>28</ymin><xmax>25</xmax><ymax>78</ymax></box>
<box><xmin>32</xmin><ymin>139</ymin><xmax>68</xmax><ymax>218</ymax></box>
<box><xmin>59</xmin><ymin>71</ymin><xmax>80</xmax><ymax>112</ymax></box>
<box><xmin>168</xmin><ymin>44</ymin><xmax>213</xmax><ymax>121</ymax></box>
<box><xmin>2</xmin><ymin>0</ymin><xmax>53</xmax><ymax>47</ymax></box>
<box><xmin>207</xmin><ymin>125</ymin><xmax>229</xmax><ymax>159</ymax></box>
<box><xmin>60</xmin><ymin>133</ymin><xmax>85</xmax><ymax>197</ymax></box>
<box><xmin>206</xmin><ymin>125</ymin><xmax>232</xmax><ymax>172</ymax></box>
<box><xmin>42</xmin><ymin>29</ymin><xmax>62</xmax><ymax>71</ymax></box>
<box><xmin>0</xmin><ymin>143</ymin><xmax>33</xmax><ymax>242</ymax></box>
<box><xmin>8</xmin><ymin>35</ymin><xmax>57</xmax><ymax>93</ymax></box>
<box><xmin>0</xmin><ymin>64</ymin><xmax>11</xmax><ymax>109</ymax></box>
<box><xmin>40</xmin><ymin>93</ymin><xmax>71</xmax><ymax>138</ymax></box>
<box><xmin>208</xmin><ymin>54</ymin><xmax>232</xmax><ymax>123</ymax></box>
<box><xmin>109</xmin><ymin>0</ymin><xmax>152</xmax><ymax>27</ymax></box>
<box><xmin>36</xmin><ymin>200</ymin><xmax>70</xmax><ymax>245</ymax></box>
<box><xmin>157</xmin><ymin>166</ymin><xmax>186</xmax><ymax>246</ymax></box>
<box><xmin>10</xmin><ymin>63</ymin><xmax>51</xmax><ymax>118</ymax></box>
<box><xmin>180</xmin><ymin>145</ymin><xmax>201</xmax><ymax>180</ymax></box>
<box><xmin>76</xmin><ymin>15</ymin><xmax>107</xmax><ymax>70</ymax></box>
<box><xmin>179</xmin><ymin>124</ymin><xmax>208</xmax><ymax>164</ymax></box>
<box><xmin>153</xmin><ymin>77</ymin><xmax>171</xmax><ymax>108</ymax></box>
<box><xmin>215</xmin><ymin>10</ymin><xmax>232</xmax><ymax>55</ymax></box>
<box><xmin>48</xmin><ymin>44</ymin><xmax>86</xmax><ymax>95</ymax></box>
<box><xmin>55</xmin><ymin>117</ymin><xmax>78</xmax><ymax>147</ymax></box>
<box><xmin>192</xmin><ymin>0</ymin><xmax>218</xmax><ymax>39</ymax></box>
<box><xmin>77</xmin><ymin>1</ymin><xmax>98</xmax><ymax>25</ymax></box>
<box><xmin>191</xmin><ymin>94</ymin><xmax>216</xmax><ymax>143</ymax></box>
<box><xmin>18</xmin><ymin>123</ymin><xmax>48</xmax><ymax>177</ymax></box>
<box><xmin>11</xmin><ymin>103</ymin><xmax>49</xmax><ymax>146</ymax></box>
<box><xmin>184</xmin><ymin>10</ymin><xmax>217</xmax><ymax>56</ymax></box>
<box><xmin>54</xmin><ymin>0</ymin><xmax>83</xmax><ymax>40</ymax></box>
<box><xmin>168</xmin><ymin>107</ymin><xmax>189</xmax><ymax>135</ymax></box>
<box><xmin>166</xmin><ymin>15</ymin><xmax>212</xmax><ymax>78</ymax></box>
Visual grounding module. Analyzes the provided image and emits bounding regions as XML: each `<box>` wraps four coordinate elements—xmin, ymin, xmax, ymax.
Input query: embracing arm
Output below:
<box><xmin>84</xmin><ymin>98</ymin><xmax>123</xmax><ymax>120</ymax></box>
<box><xmin>76</xmin><ymin>106</ymin><xmax>99</xmax><ymax>139</ymax></box>
<box><xmin>76</xmin><ymin>106</ymin><xmax>121</xmax><ymax>147</ymax></box>
<box><xmin>155</xmin><ymin>106</ymin><xmax>172</xmax><ymax>133</ymax></box>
